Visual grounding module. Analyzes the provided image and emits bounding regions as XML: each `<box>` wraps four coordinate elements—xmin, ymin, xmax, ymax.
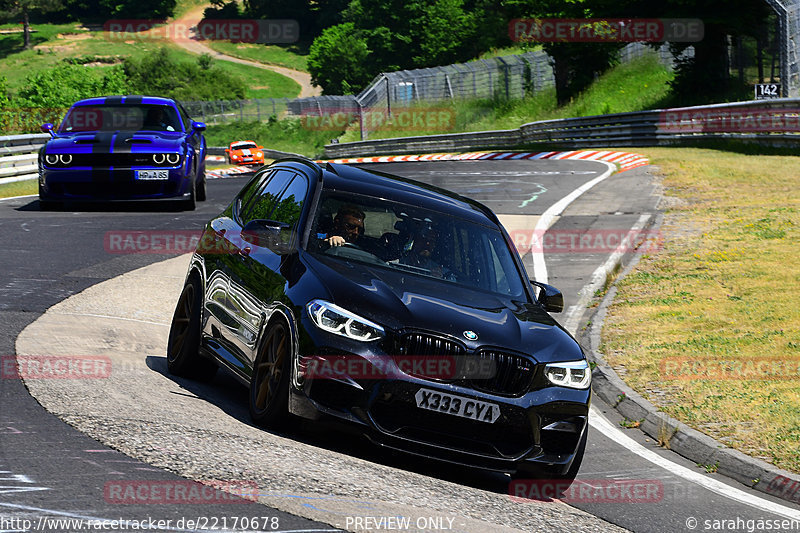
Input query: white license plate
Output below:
<box><xmin>414</xmin><ymin>388</ymin><xmax>500</xmax><ymax>424</ymax></box>
<box><xmin>136</xmin><ymin>169</ymin><xmax>169</xmax><ymax>180</ymax></box>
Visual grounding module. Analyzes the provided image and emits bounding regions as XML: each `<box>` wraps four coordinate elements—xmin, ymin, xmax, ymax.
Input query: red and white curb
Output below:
<box><xmin>205</xmin><ymin>155</ymin><xmax>226</xmax><ymax>162</ymax></box>
<box><xmin>206</xmin><ymin>166</ymin><xmax>255</xmax><ymax>179</ymax></box>
<box><xmin>321</xmin><ymin>150</ymin><xmax>649</xmax><ymax>172</ymax></box>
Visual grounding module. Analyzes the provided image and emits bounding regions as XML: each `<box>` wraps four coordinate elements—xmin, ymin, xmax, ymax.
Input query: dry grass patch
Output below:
<box><xmin>602</xmin><ymin>147</ymin><xmax>800</xmax><ymax>473</ymax></box>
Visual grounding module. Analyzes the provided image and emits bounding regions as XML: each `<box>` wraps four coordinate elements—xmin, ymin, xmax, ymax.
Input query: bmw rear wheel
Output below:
<box><xmin>167</xmin><ymin>276</ymin><xmax>216</xmax><ymax>380</ymax></box>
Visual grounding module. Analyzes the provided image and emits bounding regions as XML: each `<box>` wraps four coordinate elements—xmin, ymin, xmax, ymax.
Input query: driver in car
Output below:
<box><xmin>322</xmin><ymin>205</ymin><xmax>365</xmax><ymax>247</ymax></box>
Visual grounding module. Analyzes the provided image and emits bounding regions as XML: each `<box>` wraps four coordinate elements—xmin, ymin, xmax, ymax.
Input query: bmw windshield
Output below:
<box><xmin>307</xmin><ymin>191</ymin><xmax>527</xmax><ymax>298</ymax></box>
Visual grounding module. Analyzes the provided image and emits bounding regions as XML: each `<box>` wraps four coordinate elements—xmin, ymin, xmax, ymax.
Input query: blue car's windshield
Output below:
<box><xmin>59</xmin><ymin>104</ymin><xmax>182</xmax><ymax>133</ymax></box>
<box><xmin>308</xmin><ymin>192</ymin><xmax>527</xmax><ymax>298</ymax></box>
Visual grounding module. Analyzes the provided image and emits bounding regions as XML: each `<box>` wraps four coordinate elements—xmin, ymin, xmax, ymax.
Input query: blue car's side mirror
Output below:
<box><xmin>41</xmin><ymin>123</ymin><xmax>55</xmax><ymax>137</ymax></box>
<box><xmin>192</xmin><ymin>121</ymin><xmax>206</xmax><ymax>132</ymax></box>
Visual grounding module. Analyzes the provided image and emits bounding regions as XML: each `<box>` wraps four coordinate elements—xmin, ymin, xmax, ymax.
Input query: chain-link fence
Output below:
<box><xmin>764</xmin><ymin>0</ymin><xmax>800</xmax><ymax>97</ymax></box>
<box><xmin>182</xmin><ymin>42</ymin><xmax>684</xmax><ymax>139</ymax></box>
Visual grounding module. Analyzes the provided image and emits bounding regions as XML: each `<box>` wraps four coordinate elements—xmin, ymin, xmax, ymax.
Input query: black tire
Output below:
<box><xmin>183</xmin><ymin>181</ymin><xmax>197</xmax><ymax>211</ymax></box>
<box><xmin>196</xmin><ymin>175</ymin><xmax>207</xmax><ymax>202</ymax></box>
<box><xmin>249</xmin><ymin>319</ymin><xmax>291</xmax><ymax>428</ymax></box>
<box><xmin>38</xmin><ymin>199</ymin><xmax>60</xmax><ymax>211</ymax></box>
<box><xmin>512</xmin><ymin>429</ymin><xmax>587</xmax><ymax>485</ymax></box>
<box><xmin>167</xmin><ymin>276</ymin><xmax>216</xmax><ymax>380</ymax></box>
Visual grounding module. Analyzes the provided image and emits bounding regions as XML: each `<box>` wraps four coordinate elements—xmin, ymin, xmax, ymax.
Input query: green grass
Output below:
<box><xmin>173</xmin><ymin>0</ymin><xmax>208</xmax><ymax>19</ymax></box>
<box><xmin>0</xmin><ymin>179</ymin><xmax>36</xmax><ymax>199</ymax></box>
<box><xmin>602</xmin><ymin>147</ymin><xmax>800</xmax><ymax>474</ymax></box>
<box><xmin>0</xmin><ymin>23</ymin><xmax>301</xmax><ymax>99</ymax></box>
<box><xmin>205</xmin><ymin>119</ymin><xmax>342</xmax><ymax>158</ymax></box>
<box><xmin>477</xmin><ymin>45</ymin><xmax>542</xmax><ymax>59</ymax></box>
<box><xmin>204</xmin><ymin>41</ymin><xmax>310</xmax><ymax>72</ymax></box>
<box><xmin>201</xmin><ymin>54</ymin><xmax>300</xmax><ymax>98</ymax></box>
<box><xmin>339</xmin><ymin>53</ymin><xmax>673</xmax><ymax>142</ymax></box>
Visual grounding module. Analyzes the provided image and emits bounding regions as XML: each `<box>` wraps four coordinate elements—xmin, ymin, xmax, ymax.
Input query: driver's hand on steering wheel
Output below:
<box><xmin>324</xmin><ymin>235</ymin><xmax>346</xmax><ymax>247</ymax></box>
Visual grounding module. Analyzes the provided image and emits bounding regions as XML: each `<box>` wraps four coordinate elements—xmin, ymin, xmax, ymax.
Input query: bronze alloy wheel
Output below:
<box><xmin>167</xmin><ymin>276</ymin><xmax>216</xmax><ymax>380</ymax></box>
<box><xmin>249</xmin><ymin>320</ymin><xmax>290</xmax><ymax>427</ymax></box>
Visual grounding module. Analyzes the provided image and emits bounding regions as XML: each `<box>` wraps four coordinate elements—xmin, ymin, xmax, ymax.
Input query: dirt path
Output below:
<box><xmin>167</xmin><ymin>5</ymin><xmax>320</xmax><ymax>98</ymax></box>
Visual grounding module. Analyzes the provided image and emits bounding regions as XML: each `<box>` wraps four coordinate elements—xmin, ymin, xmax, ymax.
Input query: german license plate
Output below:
<box><xmin>136</xmin><ymin>169</ymin><xmax>168</xmax><ymax>180</ymax></box>
<box><xmin>414</xmin><ymin>388</ymin><xmax>500</xmax><ymax>424</ymax></box>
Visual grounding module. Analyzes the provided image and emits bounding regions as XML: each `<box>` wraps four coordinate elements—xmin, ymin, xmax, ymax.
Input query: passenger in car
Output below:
<box><xmin>322</xmin><ymin>205</ymin><xmax>366</xmax><ymax>247</ymax></box>
<box><xmin>398</xmin><ymin>227</ymin><xmax>456</xmax><ymax>281</ymax></box>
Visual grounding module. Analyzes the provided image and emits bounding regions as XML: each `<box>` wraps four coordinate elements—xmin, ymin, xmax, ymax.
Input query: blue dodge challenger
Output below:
<box><xmin>38</xmin><ymin>95</ymin><xmax>207</xmax><ymax>210</ymax></box>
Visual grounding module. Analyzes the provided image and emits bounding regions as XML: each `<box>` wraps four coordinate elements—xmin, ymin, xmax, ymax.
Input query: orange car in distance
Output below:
<box><xmin>225</xmin><ymin>140</ymin><xmax>265</xmax><ymax>166</ymax></box>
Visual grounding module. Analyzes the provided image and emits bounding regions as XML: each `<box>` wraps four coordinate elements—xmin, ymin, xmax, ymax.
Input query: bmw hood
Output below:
<box><xmin>306</xmin><ymin>255</ymin><xmax>583</xmax><ymax>363</ymax></box>
<box><xmin>44</xmin><ymin>131</ymin><xmax>185</xmax><ymax>154</ymax></box>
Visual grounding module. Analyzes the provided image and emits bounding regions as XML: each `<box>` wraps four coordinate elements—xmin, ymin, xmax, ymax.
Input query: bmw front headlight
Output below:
<box><xmin>544</xmin><ymin>360</ymin><xmax>591</xmax><ymax>389</ymax></box>
<box><xmin>306</xmin><ymin>300</ymin><xmax>384</xmax><ymax>342</ymax></box>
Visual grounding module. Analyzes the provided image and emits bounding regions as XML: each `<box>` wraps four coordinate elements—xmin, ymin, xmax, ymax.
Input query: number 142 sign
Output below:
<box><xmin>755</xmin><ymin>83</ymin><xmax>781</xmax><ymax>99</ymax></box>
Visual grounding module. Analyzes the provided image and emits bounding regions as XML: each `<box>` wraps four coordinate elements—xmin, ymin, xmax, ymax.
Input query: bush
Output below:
<box><xmin>14</xmin><ymin>64</ymin><xmax>128</xmax><ymax>108</ymax></box>
<box><xmin>123</xmin><ymin>48</ymin><xmax>247</xmax><ymax>101</ymax></box>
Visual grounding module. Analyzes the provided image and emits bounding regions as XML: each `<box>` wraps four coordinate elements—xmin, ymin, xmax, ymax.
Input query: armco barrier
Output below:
<box><xmin>7</xmin><ymin>98</ymin><xmax>800</xmax><ymax>185</ymax></box>
<box><xmin>0</xmin><ymin>133</ymin><xmax>49</xmax><ymax>184</ymax></box>
<box><xmin>324</xmin><ymin>98</ymin><xmax>800</xmax><ymax>158</ymax></box>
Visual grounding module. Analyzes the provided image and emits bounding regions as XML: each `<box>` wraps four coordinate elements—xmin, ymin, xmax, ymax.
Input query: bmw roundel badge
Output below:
<box><xmin>463</xmin><ymin>330</ymin><xmax>478</xmax><ymax>341</ymax></box>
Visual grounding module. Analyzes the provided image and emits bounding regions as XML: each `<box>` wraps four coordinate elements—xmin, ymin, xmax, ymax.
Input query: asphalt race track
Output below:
<box><xmin>1</xmin><ymin>160</ymin><xmax>799</xmax><ymax>533</ymax></box>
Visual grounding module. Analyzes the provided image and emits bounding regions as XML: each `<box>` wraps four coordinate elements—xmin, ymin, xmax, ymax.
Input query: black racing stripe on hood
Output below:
<box><xmin>112</xmin><ymin>132</ymin><xmax>133</xmax><ymax>154</ymax></box>
<box><xmin>105</xmin><ymin>96</ymin><xmax>124</xmax><ymax>105</ymax></box>
<box><xmin>88</xmin><ymin>132</ymin><xmax>116</xmax><ymax>153</ymax></box>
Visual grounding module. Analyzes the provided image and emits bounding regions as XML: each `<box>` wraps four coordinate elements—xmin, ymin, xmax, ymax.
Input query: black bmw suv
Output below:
<box><xmin>167</xmin><ymin>158</ymin><xmax>591</xmax><ymax>480</ymax></box>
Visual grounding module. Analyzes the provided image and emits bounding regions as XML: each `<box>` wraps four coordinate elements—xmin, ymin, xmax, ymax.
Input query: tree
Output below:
<box><xmin>0</xmin><ymin>0</ymin><xmax>62</xmax><ymax>50</ymax></box>
<box><xmin>307</xmin><ymin>23</ymin><xmax>372</xmax><ymax>94</ymax></box>
<box><xmin>645</xmin><ymin>0</ymin><xmax>772</xmax><ymax>104</ymax></box>
<box><xmin>97</xmin><ymin>0</ymin><xmax>176</xmax><ymax>18</ymax></box>
<box><xmin>505</xmin><ymin>0</ymin><xmax>630</xmax><ymax>105</ymax></box>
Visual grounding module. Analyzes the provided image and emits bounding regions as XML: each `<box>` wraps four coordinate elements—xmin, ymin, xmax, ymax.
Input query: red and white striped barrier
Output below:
<box><xmin>206</xmin><ymin>166</ymin><xmax>253</xmax><ymax>180</ymax></box>
<box><xmin>321</xmin><ymin>150</ymin><xmax>649</xmax><ymax>172</ymax></box>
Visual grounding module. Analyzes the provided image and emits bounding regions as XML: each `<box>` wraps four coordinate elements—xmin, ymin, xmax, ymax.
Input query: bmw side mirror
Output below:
<box><xmin>191</xmin><ymin>121</ymin><xmax>206</xmax><ymax>132</ymax></box>
<box><xmin>41</xmin><ymin>123</ymin><xmax>55</xmax><ymax>137</ymax></box>
<box><xmin>241</xmin><ymin>219</ymin><xmax>292</xmax><ymax>255</ymax></box>
<box><xmin>530</xmin><ymin>280</ymin><xmax>564</xmax><ymax>313</ymax></box>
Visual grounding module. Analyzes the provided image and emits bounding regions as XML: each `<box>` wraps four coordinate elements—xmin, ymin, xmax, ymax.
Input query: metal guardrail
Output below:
<box><xmin>206</xmin><ymin>146</ymin><xmax>305</xmax><ymax>160</ymax></box>
<box><xmin>0</xmin><ymin>134</ymin><xmax>48</xmax><ymax>185</ymax></box>
<box><xmin>324</xmin><ymin>98</ymin><xmax>800</xmax><ymax>158</ymax></box>
<box><xmin>6</xmin><ymin>98</ymin><xmax>800</xmax><ymax>185</ymax></box>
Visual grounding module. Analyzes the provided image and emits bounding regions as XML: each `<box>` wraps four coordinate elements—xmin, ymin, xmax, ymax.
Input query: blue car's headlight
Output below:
<box><xmin>44</xmin><ymin>154</ymin><xmax>73</xmax><ymax>166</ymax></box>
<box><xmin>306</xmin><ymin>300</ymin><xmax>384</xmax><ymax>342</ymax></box>
<box><xmin>545</xmin><ymin>360</ymin><xmax>591</xmax><ymax>389</ymax></box>
<box><xmin>152</xmin><ymin>153</ymin><xmax>181</xmax><ymax>166</ymax></box>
